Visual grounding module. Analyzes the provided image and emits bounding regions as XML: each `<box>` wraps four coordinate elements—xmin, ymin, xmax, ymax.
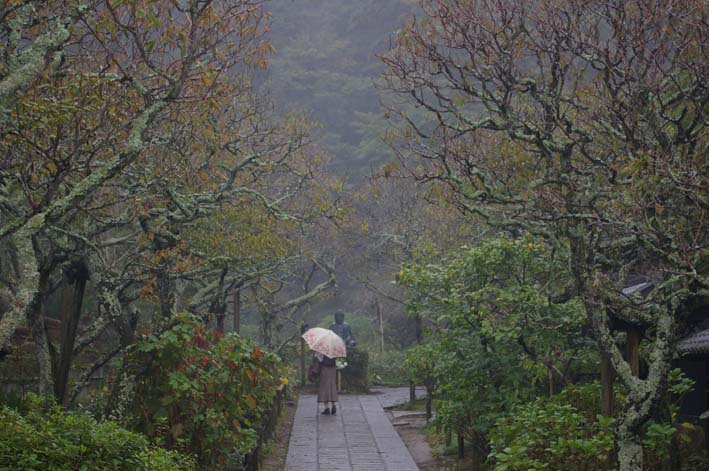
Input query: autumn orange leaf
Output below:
<box><xmin>251</xmin><ymin>346</ymin><xmax>264</xmax><ymax>360</ymax></box>
<box><xmin>245</xmin><ymin>369</ymin><xmax>256</xmax><ymax>382</ymax></box>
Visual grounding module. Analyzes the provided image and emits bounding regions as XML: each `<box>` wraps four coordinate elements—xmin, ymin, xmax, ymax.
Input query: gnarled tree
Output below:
<box><xmin>382</xmin><ymin>1</ymin><xmax>708</xmax><ymax>469</ymax></box>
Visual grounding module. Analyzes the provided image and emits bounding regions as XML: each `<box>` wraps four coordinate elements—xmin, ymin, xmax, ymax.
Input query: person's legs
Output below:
<box><xmin>331</xmin><ymin>402</ymin><xmax>337</xmax><ymax>415</ymax></box>
<box><xmin>321</xmin><ymin>402</ymin><xmax>331</xmax><ymax>414</ymax></box>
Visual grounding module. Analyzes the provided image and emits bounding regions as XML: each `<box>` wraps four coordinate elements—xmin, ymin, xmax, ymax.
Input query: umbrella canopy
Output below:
<box><xmin>301</xmin><ymin>327</ymin><xmax>347</xmax><ymax>359</ymax></box>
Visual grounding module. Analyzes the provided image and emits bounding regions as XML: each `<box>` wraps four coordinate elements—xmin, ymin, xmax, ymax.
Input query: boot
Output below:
<box><xmin>321</xmin><ymin>408</ymin><xmax>331</xmax><ymax>415</ymax></box>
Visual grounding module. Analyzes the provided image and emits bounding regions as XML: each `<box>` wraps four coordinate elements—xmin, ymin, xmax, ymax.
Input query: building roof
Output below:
<box><xmin>621</xmin><ymin>282</ymin><xmax>654</xmax><ymax>297</ymax></box>
<box><xmin>604</xmin><ymin>277</ymin><xmax>655</xmax><ymax>330</ymax></box>
<box><xmin>678</xmin><ymin>329</ymin><xmax>709</xmax><ymax>356</ymax></box>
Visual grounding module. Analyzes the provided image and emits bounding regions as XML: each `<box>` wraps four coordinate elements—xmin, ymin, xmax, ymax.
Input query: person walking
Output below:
<box><xmin>302</xmin><ymin>326</ymin><xmax>346</xmax><ymax>416</ymax></box>
<box><xmin>314</xmin><ymin>352</ymin><xmax>338</xmax><ymax>414</ymax></box>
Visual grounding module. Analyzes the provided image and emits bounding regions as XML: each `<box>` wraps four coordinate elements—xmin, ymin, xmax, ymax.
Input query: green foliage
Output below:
<box><xmin>489</xmin><ymin>383</ymin><xmax>616</xmax><ymax>471</ymax></box>
<box><xmin>489</xmin><ymin>382</ymin><xmax>708</xmax><ymax>471</ymax></box>
<box><xmin>368</xmin><ymin>349</ymin><xmax>407</xmax><ymax>385</ymax></box>
<box><xmin>642</xmin><ymin>421</ymin><xmax>676</xmax><ymax>460</ymax></box>
<box><xmin>404</xmin><ymin>344</ymin><xmax>438</xmax><ymax>393</ymax></box>
<box><xmin>399</xmin><ymin>236</ymin><xmax>591</xmax><ymax>437</ymax></box>
<box><xmin>0</xmin><ymin>393</ymin><xmax>194</xmax><ymax>471</ymax></box>
<box><xmin>384</xmin><ymin>1</ymin><xmax>707</xmax><ymax>467</ymax></box>
<box><xmin>133</xmin><ymin>318</ymin><xmax>285</xmax><ymax>470</ymax></box>
<box><xmin>668</xmin><ymin>368</ymin><xmax>695</xmax><ymax>397</ymax></box>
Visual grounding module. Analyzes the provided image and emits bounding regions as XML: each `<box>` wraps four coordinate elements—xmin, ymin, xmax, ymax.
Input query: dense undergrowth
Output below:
<box><xmin>0</xmin><ymin>318</ymin><xmax>285</xmax><ymax>471</ymax></box>
<box><xmin>0</xmin><ymin>394</ymin><xmax>194</xmax><ymax>471</ymax></box>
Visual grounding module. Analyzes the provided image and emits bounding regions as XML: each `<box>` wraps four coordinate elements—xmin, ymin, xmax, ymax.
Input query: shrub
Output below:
<box><xmin>133</xmin><ymin>318</ymin><xmax>285</xmax><ymax>470</ymax></box>
<box><xmin>368</xmin><ymin>349</ymin><xmax>407</xmax><ymax>385</ymax></box>
<box><xmin>405</xmin><ymin>344</ymin><xmax>440</xmax><ymax>419</ymax></box>
<box><xmin>404</xmin><ymin>344</ymin><xmax>438</xmax><ymax>391</ymax></box>
<box><xmin>0</xmin><ymin>394</ymin><xmax>194</xmax><ymax>471</ymax></box>
<box><xmin>489</xmin><ymin>381</ymin><xmax>709</xmax><ymax>471</ymax></box>
<box><xmin>489</xmin><ymin>390</ymin><xmax>615</xmax><ymax>471</ymax></box>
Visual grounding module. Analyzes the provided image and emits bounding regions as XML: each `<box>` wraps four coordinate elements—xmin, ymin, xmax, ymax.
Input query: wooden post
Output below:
<box><xmin>415</xmin><ymin>313</ymin><xmax>423</xmax><ymax>344</ymax></box>
<box><xmin>246</xmin><ymin>447</ymin><xmax>259</xmax><ymax>471</ymax></box>
<box><xmin>626</xmin><ymin>328</ymin><xmax>641</xmax><ymax>377</ymax></box>
<box><xmin>376</xmin><ymin>298</ymin><xmax>385</xmax><ymax>352</ymax></box>
<box><xmin>457</xmin><ymin>428</ymin><xmax>465</xmax><ymax>459</ymax></box>
<box><xmin>337</xmin><ymin>370</ymin><xmax>342</xmax><ymax>392</ymax></box>
<box><xmin>601</xmin><ymin>351</ymin><xmax>615</xmax><ymax>416</ymax></box>
<box><xmin>232</xmin><ymin>288</ymin><xmax>241</xmax><ymax>334</ymax></box>
<box><xmin>216</xmin><ymin>312</ymin><xmax>225</xmax><ymax>334</ymax></box>
<box><xmin>409</xmin><ymin>381</ymin><xmax>416</xmax><ymax>404</ymax></box>
<box><xmin>471</xmin><ymin>444</ymin><xmax>482</xmax><ymax>471</ymax></box>
<box><xmin>300</xmin><ymin>323</ymin><xmax>307</xmax><ymax>386</ymax></box>
<box><xmin>445</xmin><ymin>428</ymin><xmax>452</xmax><ymax>447</ymax></box>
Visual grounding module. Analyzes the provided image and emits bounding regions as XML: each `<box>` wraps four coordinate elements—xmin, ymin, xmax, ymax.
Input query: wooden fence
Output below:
<box><xmin>243</xmin><ymin>383</ymin><xmax>286</xmax><ymax>471</ymax></box>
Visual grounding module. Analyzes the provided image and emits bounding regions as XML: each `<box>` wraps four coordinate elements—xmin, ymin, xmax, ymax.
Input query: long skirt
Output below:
<box><xmin>318</xmin><ymin>365</ymin><xmax>338</xmax><ymax>403</ymax></box>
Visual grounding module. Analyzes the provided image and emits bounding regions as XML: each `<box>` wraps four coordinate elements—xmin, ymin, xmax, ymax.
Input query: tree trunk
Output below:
<box><xmin>29</xmin><ymin>258</ymin><xmax>54</xmax><ymax>399</ymax></box>
<box><xmin>588</xmin><ymin>302</ymin><xmax>675</xmax><ymax>471</ymax></box>
<box><xmin>31</xmin><ymin>315</ymin><xmax>54</xmax><ymax>399</ymax></box>
<box><xmin>0</xmin><ymin>233</ymin><xmax>41</xmax><ymax>350</ymax></box>
<box><xmin>601</xmin><ymin>351</ymin><xmax>615</xmax><ymax>416</ymax></box>
<box><xmin>54</xmin><ymin>260</ymin><xmax>88</xmax><ymax>406</ymax></box>
<box><xmin>471</xmin><ymin>443</ymin><xmax>482</xmax><ymax>471</ymax></box>
<box><xmin>414</xmin><ymin>313</ymin><xmax>422</xmax><ymax>344</ymax></box>
<box><xmin>617</xmin><ymin>431</ymin><xmax>643</xmax><ymax>471</ymax></box>
<box><xmin>211</xmin><ymin>268</ymin><xmax>228</xmax><ymax>334</ymax></box>
<box><xmin>232</xmin><ymin>288</ymin><xmax>241</xmax><ymax>334</ymax></box>
<box><xmin>103</xmin><ymin>304</ymin><xmax>142</xmax><ymax>423</ymax></box>
<box><xmin>262</xmin><ymin>315</ymin><xmax>272</xmax><ymax>347</ymax></box>
<box><xmin>626</xmin><ymin>328</ymin><xmax>641</xmax><ymax>377</ymax></box>
<box><xmin>376</xmin><ymin>297</ymin><xmax>384</xmax><ymax>352</ymax></box>
<box><xmin>216</xmin><ymin>312</ymin><xmax>225</xmax><ymax>333</ymax></box>
<box><xmin>157</xmin><ymin>263</ymin><xmax>174</xmax><ymax>321</ymax></box>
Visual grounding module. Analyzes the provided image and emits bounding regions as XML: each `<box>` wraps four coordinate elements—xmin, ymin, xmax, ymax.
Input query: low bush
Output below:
<box><xmin>133</xmin><ymin>318</ymin><xmax>286</xmax><ymax>470</ymax></box>
<box><xmin>489</xmin><ymin>397</ymin><xmax>615</xmax><ymax>471</ymax></box>
<box><xmin>489</xmin><ymin>383</ymin><xmax>622</xmax><ymax>471</ymax></box>
<box><xmin>368</xmin><ymin>349</ymin><xmax>407</xmax><ymax>385</ymax></box>
<box><xmin>0</xmin><ymin>394</ymin><xmax>194</xmax><ymax>471</ymax></box>
<box><xmin>488</xmin><ymin>381</ymin><xmax>709</xmax><ymax>471</ymax></box>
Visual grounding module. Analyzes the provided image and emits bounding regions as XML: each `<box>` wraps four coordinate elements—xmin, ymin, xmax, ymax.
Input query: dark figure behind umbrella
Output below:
<box><xmin>312</xmin><ymin>352</ymin><xmax>338</xmax><ymax>414</ymax></box>
<box><xmin>329</xmin><ymin>310</ymin><xmax>356</xmax><ymax>347</ymax></box>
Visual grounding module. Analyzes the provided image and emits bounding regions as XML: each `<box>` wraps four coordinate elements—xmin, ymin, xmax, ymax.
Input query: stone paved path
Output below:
<box><xmin>285</xmin><ymin>391</ymin><xmax>421</xmax><ymax>471</ymax></box>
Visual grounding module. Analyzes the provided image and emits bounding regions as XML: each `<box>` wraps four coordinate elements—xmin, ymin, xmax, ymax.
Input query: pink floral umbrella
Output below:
<box><xmin>301</xmin><ymin>327</ymin><xmax>347</xmax><ymax>359</ymax></box>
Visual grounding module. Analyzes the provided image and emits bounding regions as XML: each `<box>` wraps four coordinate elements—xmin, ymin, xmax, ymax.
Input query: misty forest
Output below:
<box><xmin>0</xmin><ymin>1</ymin><xmax>707</xmax><ymax>471</ymax></box>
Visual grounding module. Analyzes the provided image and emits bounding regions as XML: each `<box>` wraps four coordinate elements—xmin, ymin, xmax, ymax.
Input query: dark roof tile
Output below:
<box><xmin>678</xmin><ymin>329</ymin><xmax>709</xmax><ymax>356</ymax></box>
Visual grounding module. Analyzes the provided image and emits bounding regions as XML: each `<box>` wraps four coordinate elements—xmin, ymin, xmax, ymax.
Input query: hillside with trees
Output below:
<box><xmin>263</xmin><ymin>0</ymin><xmax>412</xmax><ymax>177</ymax></box>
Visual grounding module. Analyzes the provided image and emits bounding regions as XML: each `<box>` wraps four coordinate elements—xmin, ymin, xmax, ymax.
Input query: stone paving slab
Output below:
<box><xmin>285</xmin><ymin>390</ymin><xmax>420</xmax><ymax>471</ymax></box>
<box><xmin>369</xmin><ymin>386</ymin><xmax>426</xmax><ymax>409</ymax></box>
<box><xmin>391</xmin><ymin>410</ymin><xmax>427</xmax><ymax>419</ymax></box>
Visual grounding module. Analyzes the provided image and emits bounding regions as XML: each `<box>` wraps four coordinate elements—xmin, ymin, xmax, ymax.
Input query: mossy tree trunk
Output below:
<box><xmin>583</xmin><ymin>284</ymin><xmax>675</xmax><ymax>471</ymax></box>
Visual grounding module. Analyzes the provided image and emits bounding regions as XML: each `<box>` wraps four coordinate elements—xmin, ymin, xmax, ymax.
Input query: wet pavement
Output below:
<box><xmin>285</xmin><ymin>388</ymin><xmax>421</xmax><ymax>471</ymax></box>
